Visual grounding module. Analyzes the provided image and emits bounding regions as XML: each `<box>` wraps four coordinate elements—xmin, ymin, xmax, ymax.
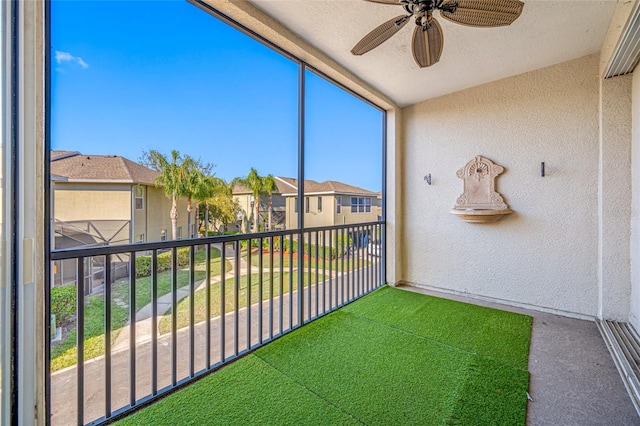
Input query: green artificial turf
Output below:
<box><xmin>117</xmin><ymin>286</ymin><xmax>532</xmax><ymax>425</ymax></box>
<box><xmin>118</xmin><ymin>355</ymin><xmax>361</xmax><ymax>426</ymax></box>
<box><xmin>342</xmin><ymin>286</ymin><xmax>533</xmax><ymax>370</ymax></box>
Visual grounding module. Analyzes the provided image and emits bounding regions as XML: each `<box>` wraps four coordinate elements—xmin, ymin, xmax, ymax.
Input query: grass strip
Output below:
<box><xmin>50</xmin><ymin>296</ymin><xmax>128</xmax><ymax>372</ymax></box>
<box><xmin>342</xmin><ymin>286</ymin><xmax>532</xmax><ymax>370</ymax></box>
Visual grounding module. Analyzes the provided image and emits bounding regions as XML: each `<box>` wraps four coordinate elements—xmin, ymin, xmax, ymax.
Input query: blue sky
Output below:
<box><xmin>51</xmin><ymin>0</ymin><xmax>383</xmax><ymax>191</ymax></box>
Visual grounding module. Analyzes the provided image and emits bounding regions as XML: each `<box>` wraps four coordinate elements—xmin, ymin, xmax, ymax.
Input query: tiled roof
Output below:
<box><xmin>232</xmin><ymin>176</ymin><xmax>375</xmax><ymax>196</ymax></box>
<box><xmin>51</xmin><ymin>152</ymin><xmax>160</xmax><ymax>185</ymax></box>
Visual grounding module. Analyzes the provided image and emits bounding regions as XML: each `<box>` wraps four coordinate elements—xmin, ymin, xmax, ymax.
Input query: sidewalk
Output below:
<box><xmin>112</xmin><ymin>247</ymin><xmax>263</xmax><ymax>351</ymax></box>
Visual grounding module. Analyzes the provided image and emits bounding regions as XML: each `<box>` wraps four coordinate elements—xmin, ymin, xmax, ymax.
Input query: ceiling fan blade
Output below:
<box><xmin>351</xmin><ymin>15</ymin><xmax>412</xmax><ymax>56</ymax></box>
<box><xmin>412</xmin><ymin>18</ymin><xmax>443</xmax><ymax>68</ymax></box>
<box><xmin>440</xmin><ymin>0</ymin><xmax>524</xmax><ymax>27</ymax></box>
<box><xmin>363</xmin><ymin>0</ymin><xmax>404</xmax><ymax>4</ymax></box>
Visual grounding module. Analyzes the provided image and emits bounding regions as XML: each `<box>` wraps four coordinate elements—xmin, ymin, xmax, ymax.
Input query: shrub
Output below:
<box><xmin>136</xmin><ymin>246</ymin><xmax>193</xmax><ymax>278</ymax></box>
<box><xmin>176</xmin><ymin>247</ymin><xmax>190</xmax><ymax>266</ymax></box>
<box><xmin>51</xmin><ymin>285</ymin><xmax>76</xmax><ymax>323</ymax></box>
<box><xmin>136</xmin><ymin>256</ymin><xmax>152</xmax><ymax>278</ymax></box>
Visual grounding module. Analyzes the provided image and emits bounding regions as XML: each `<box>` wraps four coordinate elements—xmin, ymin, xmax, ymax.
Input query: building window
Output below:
<box><xmin>317</xmin><ymin>196</ymin><xmax>322</xmax><ymax>213</ymax></box>
<box><xmin>351</xmin><ymin>197</ymin><xmax>370</xmax><ymax>213</ymax></box>
<box><xmin>337</xmin><ymin>196</ymin><xmax>342</xmax><ymax>214</ymax></box>
<box><xmin>134</xmin><ymin>186</ymin><xmax>144</xmax><ymax>210</ymax></box>
<box><xmin>294</xmin><ymin>197</ymin><xmax>298</xmax><ymax>213</ymax></box>
<box><xmin>138</xmin><ymin>233</ymin><xmax>145</xmax><ymax>243</ymax></box>
<box><xmin>305</xmin><ymin>196</ymin><xmax>310</xmax><ymax>213</ymax></box>
<box><xmin>177</xmin><ymin>226</ymin><xmax>182</xmax><ymax>239</ymax></box>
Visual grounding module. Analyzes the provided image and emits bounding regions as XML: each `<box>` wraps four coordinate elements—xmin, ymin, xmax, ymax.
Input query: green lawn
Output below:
<box><xmin>50</xmin><ymin>295</ymin><xmax>128</xmax><ymax>372</ymax></box>
<box><xmin>50</xmin><ymin>247</ymin><xmax>231</xmax><ymax>372</ymax></box>
<box><xmin>112</xmin><ymin>247</ymin><xmax>231</xmax><ymax>311</ymax></box>
<box><xmin>118</xmin><ymin>286</ymin><xmax>532</xmax><ymax>425</ymax></box>
<box><xmin>158</xmin><ymin>271</ymin><xmax>326</xmax><ymax>334</ymax></box>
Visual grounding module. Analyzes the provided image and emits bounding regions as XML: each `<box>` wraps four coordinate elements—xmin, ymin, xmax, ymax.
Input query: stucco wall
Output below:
<box><xmin>630</xmin><ymin>69</ymin><xmax>640</xmax><ymax>330</ymax></box>
<box><xmin>285</xmin><ymin>194</ymin><xmax>379</xmax><ymax>229</ymax></box>
<box><xmin>599</xmin><ymin>74</ymin><xmax>632</xmax><ymax>321</ymax></box>
<box><xmin>143</xmin><ymin>186</ymin><xmax>189</xmax><ymax>241</ymax></box>
<box><xmin>54</xmin><ymin>183</ymin><xmax>131</xmax><ymax>221</ymax></box>
<box><xmin>401</xmin><ymin>54</ymin><xmax>602</xmax><ymax>317</ymax></box>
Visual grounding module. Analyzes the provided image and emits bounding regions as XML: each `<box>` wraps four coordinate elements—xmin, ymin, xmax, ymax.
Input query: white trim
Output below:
<box><xmin>15</xmin><ymin>1</ymin><xmax>45</xmax><ymax>424</ymax></box>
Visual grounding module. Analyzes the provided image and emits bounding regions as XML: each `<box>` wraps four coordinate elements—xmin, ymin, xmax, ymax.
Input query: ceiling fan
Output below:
<box><xmin>351</xmin><ymin>0</ymin><xmax>524</xmax><ymax>68</ymax></box>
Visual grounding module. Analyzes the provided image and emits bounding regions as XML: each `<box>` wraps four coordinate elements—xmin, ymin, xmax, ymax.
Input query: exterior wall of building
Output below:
<box><xmin>54</xmin><ymin>182</ymin><xmax>189</xmax><ymax>244</ymax></box>
<box><xmin>333</xmin><ymin>195</ymin><xmax>379</xmax><ymax>225</ymax></box>
<box><xmin>54</xmin><ymin>182</ymin><xmax>131</xmax><ymax>221</ymax></box>
<box><xmin>140</xmin><ymin>185</ymin><xmax>189</xmax><ymax>241</ymax></box>
<box><xmin>401</xmin><ymin>54</ymin><xmax>604</xmax><ymax>318</ymax></box>
<box><xmin>285</xmin><ymin>195</ymin><xmax>298</xmax><ymax>229</ymax></box>
<box><xmin>285</xmin><ymin>194</ymin><xmax>379</xmax><ymax>229</ymax></box>
<box><xmin>303</xmin><ymin>194</ymin><xmax>333</xmax><ymax>228</ymax></box>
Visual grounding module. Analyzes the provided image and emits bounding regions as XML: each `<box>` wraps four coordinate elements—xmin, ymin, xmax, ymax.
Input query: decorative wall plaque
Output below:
<box><xmin>450</xmin><ymin>156</ymin><xmax>512</xmax><ymax>223</ymax></box>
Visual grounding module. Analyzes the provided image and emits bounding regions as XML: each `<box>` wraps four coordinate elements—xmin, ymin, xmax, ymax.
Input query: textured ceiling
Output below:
<box><xmin>249</xmin><ymin>0</ymin><xmax>617</xmax><ymax>106</ymax></box>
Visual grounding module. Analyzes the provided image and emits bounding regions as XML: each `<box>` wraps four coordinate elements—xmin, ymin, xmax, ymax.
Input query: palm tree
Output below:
<box><xmin>263</xmin><ymin>174</ymin><xmax>278</xmax><ymax>231</ymax></box>
<box><xmin>140</xmin><ymin>149</ymin><xmax>195</xmax><ymax>240</ymax></box>
<box><xmin>185</xmin><ymin>167</ymin><xmax>205</xmax><ymax>238</ymax></box>
<box><xmin>232</xmin><ymin>167</ymin><xmax>265</xmax><ymax>233</ymax></box>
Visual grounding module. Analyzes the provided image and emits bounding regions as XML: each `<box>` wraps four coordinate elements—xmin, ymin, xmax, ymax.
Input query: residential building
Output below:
<box><xmin>232</xmin><ymin>176</ymin><xmax>381</xmax><ymax>231</ymax></box>
<box><xmin>279</xmin><ymin>177</ymin><xmax>381</xmax><ymax>229</ymax></box>
<box><xmin>51</xmin><ymin>151</ymin><xmax>189</xmax><ymax>288</ymax></box>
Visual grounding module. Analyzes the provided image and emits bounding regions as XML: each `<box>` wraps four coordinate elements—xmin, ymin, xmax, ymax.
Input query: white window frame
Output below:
<box><xmin>336</xmin><ymin>196</ymin><xmax>342</xmax><ymax>214</ymax></box>
<box><xmin>134</xmin><ymin>186</ymin><xmax>144</xmax><ymax>210</ymax></box>
<box><xmin>317</xmin><ymin>196</ymin><xmax>322</xmax><ymax>213</ymax></box>
<box><xmin>350</xmin><ymin>197</ymin><xmax>370</xmax><ymax>214</ymax></box>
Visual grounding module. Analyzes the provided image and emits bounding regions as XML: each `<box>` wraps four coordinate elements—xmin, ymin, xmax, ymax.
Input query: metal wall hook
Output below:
<box><xmin>424</xmin><ymin>174</ymin><xmax>431</xmax><ymax>185</ymax></box>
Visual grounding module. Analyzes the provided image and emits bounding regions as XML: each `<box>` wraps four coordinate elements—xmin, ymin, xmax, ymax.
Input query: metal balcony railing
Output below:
<box><xmin>48</xmin><ymin>221</ymin><xmax>385</xmax><ymax>425</ymax></box>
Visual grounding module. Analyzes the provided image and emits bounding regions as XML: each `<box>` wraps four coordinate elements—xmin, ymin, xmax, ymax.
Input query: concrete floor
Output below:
<box><xmin>400</xmin><ymin>284</ymin><xmax>640</xmax><ymax>426</ymax></box>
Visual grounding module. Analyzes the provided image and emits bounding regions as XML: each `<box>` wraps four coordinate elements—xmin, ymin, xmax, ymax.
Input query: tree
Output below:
<box><xmin>193</xmin><ymin>175</ymin><xmax>227</xmax><ymax>236</ymax></box>
<box><xmin>232</xmin><ymin>167</ymin><xmax>266</xmax><ymax>233</ymax></box>
<box><xmin>263</xmin><ymin>174</ymin><xmax>278</xmax><ymax>231</ymax></box>
<box><xmin>185</xmin><ymin>166</ymin><xmax>207</xmax><ymax>238</ymax></box>
<box><xmin>201</xmin><ymin>189</ymin><xmax>241</xmax><ymax>234</ymax></box>
<box><xmin>140</xmin><ymin>149</ymin><xmax>197</xmax><ymax>240</ymax></box>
